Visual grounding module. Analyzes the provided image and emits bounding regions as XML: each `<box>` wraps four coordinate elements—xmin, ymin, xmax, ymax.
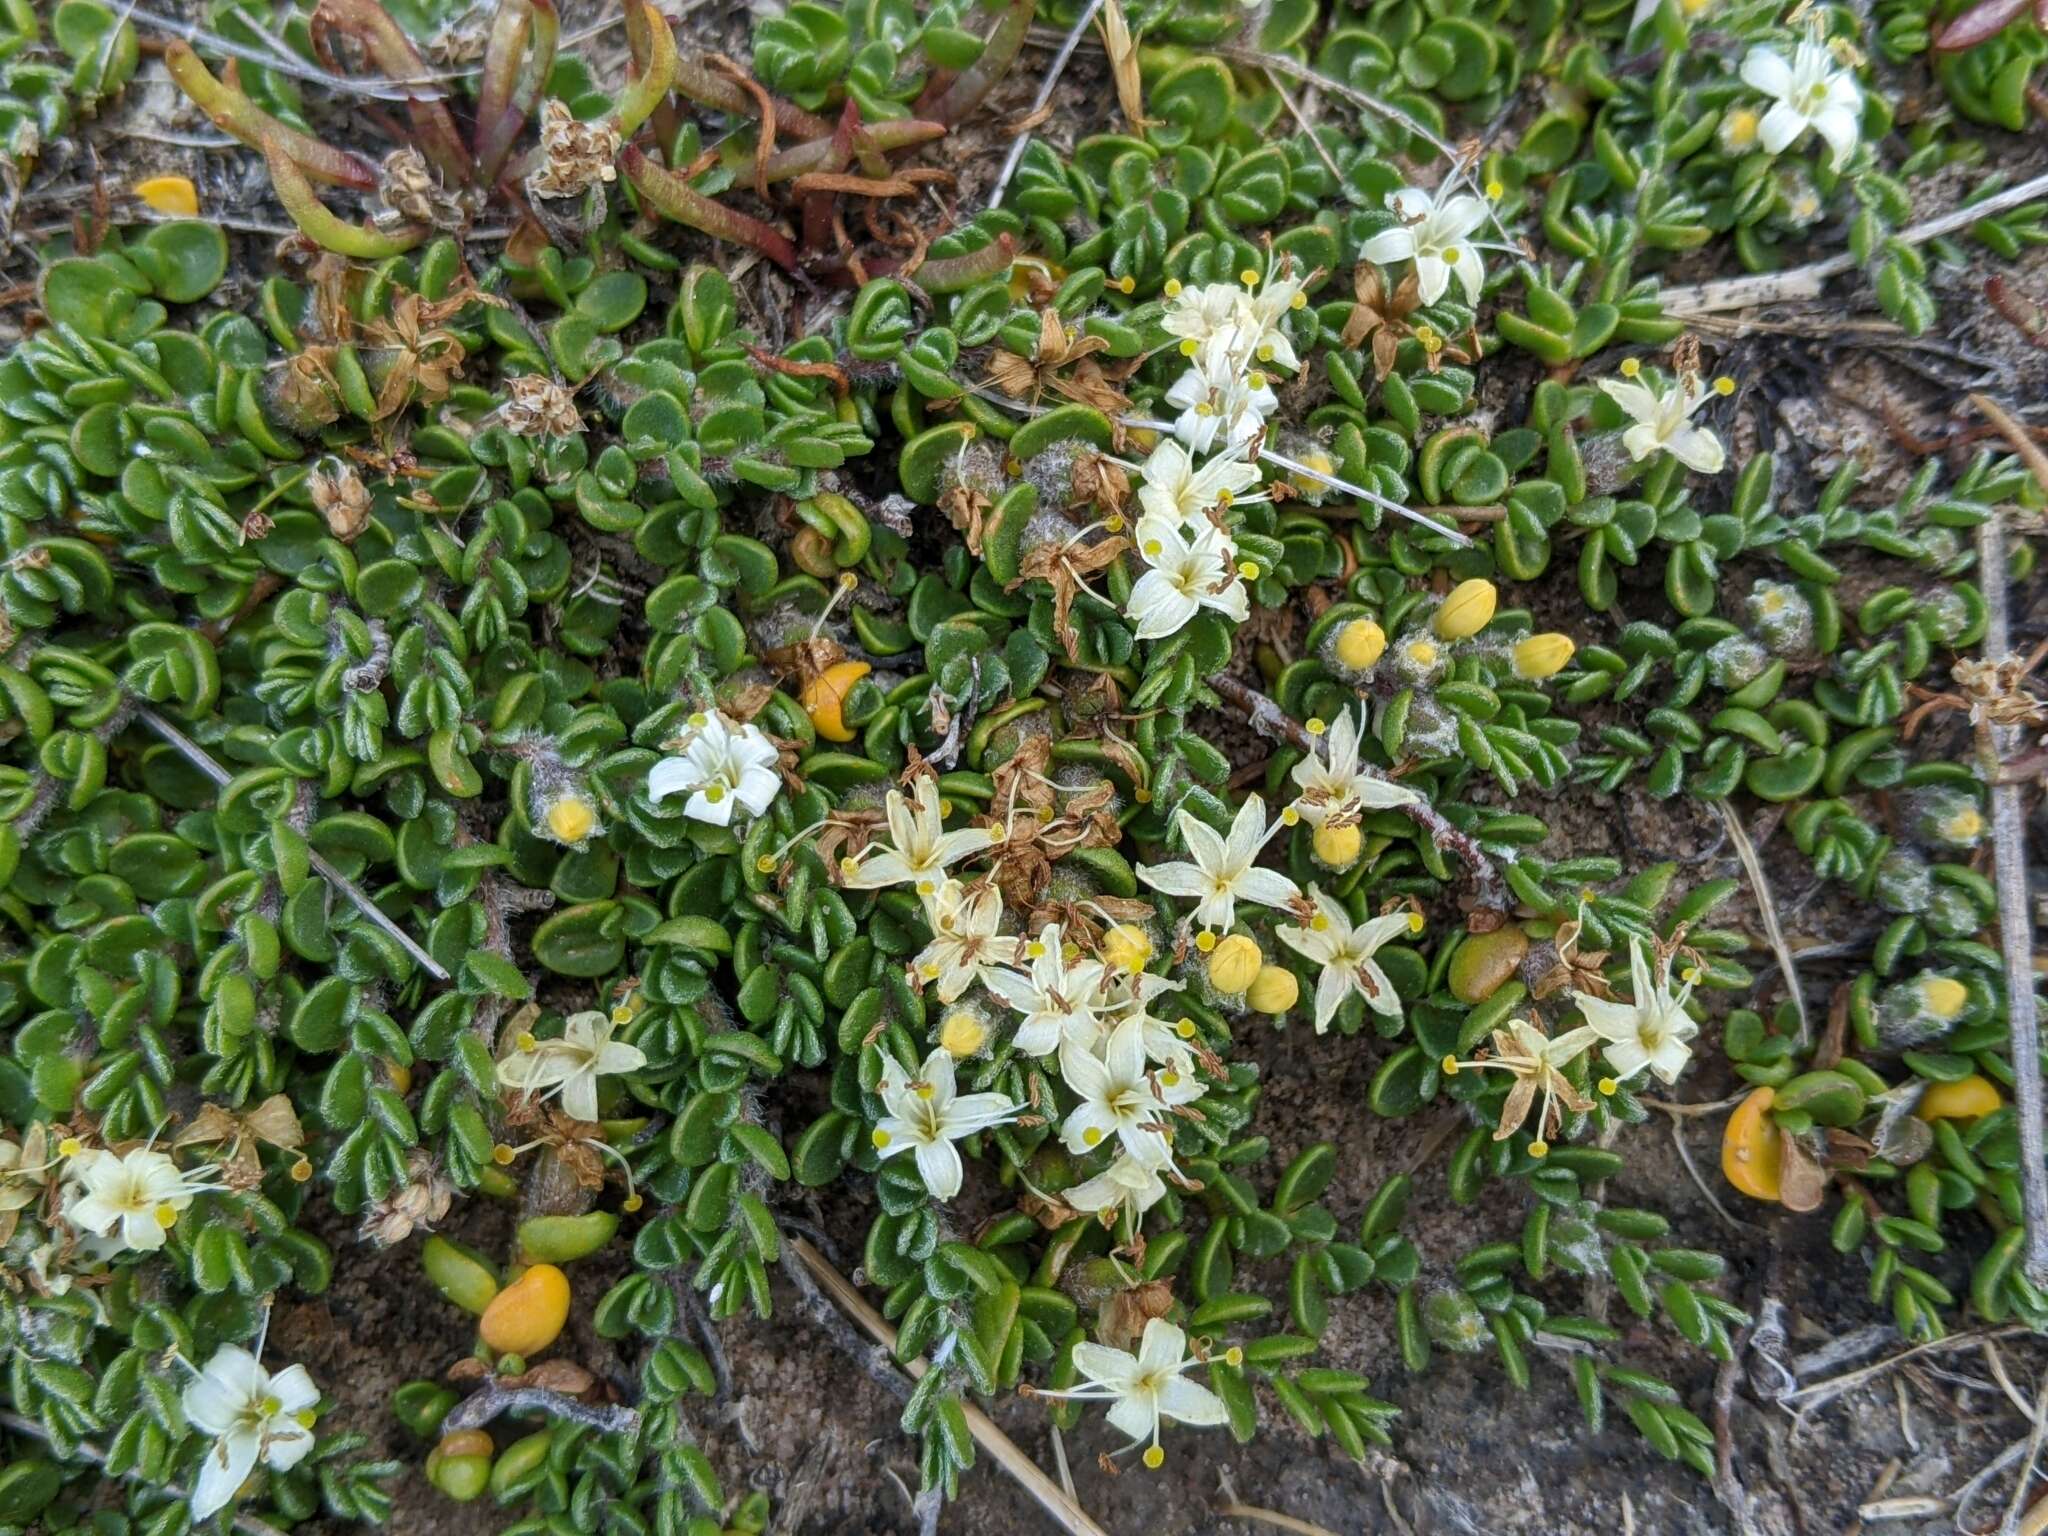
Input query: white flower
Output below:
<box><xmin>1599</xmin><ymin>368</ymin><xmax>1726</xmax><ymax>474</ymax></box>
<box><xmin>1232</xmin><ymin>268</ymin><xmax>1310</xmax><ymax>373</ymax></box>
<box><xmin>647</xmin><ymin>711</ymin><xmax>782</xmax><ymax>827</ymax></box>
<box><xmin>1740</xmin><ymin>37</ymin><xmax>1862</xmax><ymax>171</ymax></box>
<box><xmin>914</xmin><ymin>881</ymin><xmax>1022</xmax><ymax>1003</ymax></box>
<box><xmin>1361</xmin><ymin>184</ymin><xmax>1488</xmax><ymax>305</ymax></box>
<box><xmin>1066</xmin><ymin>1151</ymin><xmax>1168</xmax><ymax>1228</ymax></box>
<box><xmin>1033</xmin><ymin>1317</ymin><xmax>1228</xmax><ymax>1460</ymax></box>
<box><xmin>1287</xmin><ymin>707</ymin><xmax>1419</xmax><ymax>827</ymax></box>
<box><xmin>1095</xmin><ymin>968</ymin><xmax>1195</xmax><ymax>1071</ymax></box>
<box><xmin>984</xmin><ymin>923</ymin><xmax>1109</xmax><ymax>1057</ymax></box>
<box><xmin>871</xmin><ymin>1047</ymin><xmax>1018</xmax><ymax>1200</ymax></box>
<box><xmin>1135</xmin><ymin>794</ymin><xmax>1302</xmax><ymax>932</ymax></box>
<box><xmin>181</xmin><ymin>1344</ymin><xmax>320</xmax><ymax>1522</ymax></box>
<box><xmin>1059</xmin><ymin>1017</ymin><xmax>1203</xmax><ymax>1168</ymax></box>
<box><xmin>1124</xmin><ymin>516</ymin><xmax>1250</xmax><ymax>641</ymax></box>
<box><xmin>1164</xmin><ymin>337</ymin><xmax>1277</xmax><ymax>455</ymax></box>
<box><xmin>1572</xmin><ymin>935</ymin><xmax>1699</xmax><ymax>1085</ymax></box>
<box><xmin>1276</xmin><ymin>890</ymin><xmax>1421</xmax><ymax>1033</ymax></box>
<box><xmin>64</xmin><ymin>1146</ymin><xmax>220</xmax><ymax>1254</ymax></box>
<box><xmin>842</xmin><ymin>775</ymin><xmax>998</xmax><ymax>894</ymax></box>
<box><xmin>496</xmin><ymin>1009</ymin><xmax>648</xmax><ymax>1123</ymax></box>
<box><xmin>1159</xmin><ymin>279</ymin><xmax>1244</xmax><ymax>353</ymax></box>
<box><xmin>1134</xmin><ymin>439</ymin><xmax>1261</xmax><ymax>533</ymax></box>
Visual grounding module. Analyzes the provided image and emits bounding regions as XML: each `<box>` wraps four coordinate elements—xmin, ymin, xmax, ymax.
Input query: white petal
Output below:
<box><xmin>1602</xmin><ymin>1037</ymin><xmax>1653</xmax><ymax>1082</ymax></box>
<box><xmin>1232</xmin><ymin>866</ymin><xmax>1303</xmax><ymax>913</ymax></box>
<box><xmin>183</xmin><ymin>1348</ymin><xmax>262</xmax><ymax>1435</ymax></box>
<box><xmin>1313</xmin><ymin>966</ymin><xmax>1352</xmax><ymax>1034</ymax></box>
<box><xmin>1413</xmin><ymin>253</ymin><xmax>1449</xmax><ymax>305</ymax></box>
<box><xmin>1813</xmin><ymin>104</ymin><xmax>1860</xmax><ymax>170</ymax></box>
<box><xmin>1758</xmin><ymin>101</ymin><xmax>1806</xmax><ymax>154</ymax></box>
<box><xmin>1071</xmin><ymin>1342</ymin><xmax>1139</xmax><ymax>1388</ymax></box>
<box><xmin>1740</xmin><ymin>47</ymin><xmax>1793</xmax><ymax>100</ymax></box>
<box><xmin>1156</xmin><ymin>1373</ymin><xmax>1230</xmax><ymax>1427</ymax></box>
<box><xmin>1665</xmin><ymin>424</ymin><xmax>1725</xmax><ymax>475</ymax></box>
<box><xmin>268</xmin><ymin>1364</ymin><xmax>320</xmax><ymax>1415</ymax></box>
<box><xmin>645</xmin><ymin>757</ymin><xmax>697</xmax><ymax>804</ymax></box>
<box><xmin>1360</xmin><ymin>228</ymin><xmax>1415</xmax><ymax>267</ymax></box>
<box><xmin>191</xmin><ymin>1428</ymin><xmax>262</xmax><ymax>1522</ymax></box>
<box><xmin>1387</xmin><ymin>186</ymin><xmax>1433</xmax><ymax>221</ymax></box>
<box><xmin>1137</xmin><ymin>1318</ymin><xmax>1186</xmax><ymax>1374</ymax></box>
<box><xmin>913</xmin><ymin>1139</ymin><xmax>963</xmax><ymax>1200</ymax></box>
<box><xmin>684</xmin><ymin>787</ymin><xmax>736</xmax><ymax>826</ymax></box>
<box><xmin>1450</xmin><ymin>245</ymin><xmax>1484</xmax><ymax>304</ymax></box>
<box><xmin>1134</xmin><ymin>858</ymin><xmax>1210</xmax><ymax>902</ymax></box>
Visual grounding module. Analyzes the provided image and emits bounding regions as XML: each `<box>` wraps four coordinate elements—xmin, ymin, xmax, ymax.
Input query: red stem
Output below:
<box><xmin>621</xmin><ymin>146</ymin><xmax>799</xmax><ymax>270</ymax></box>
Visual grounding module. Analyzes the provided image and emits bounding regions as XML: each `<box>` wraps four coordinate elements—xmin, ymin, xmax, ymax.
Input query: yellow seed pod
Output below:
<box><xmin>1312</xmin><ymin>820</ymin><xmax>1362</xmax><ymax>868</ymax></box>
<box><xmin>801</xmin><ymin>659</ymin><xmax>873</xmax><ymax>743</ymax></box>
<box><xmin>545</xmin><ymin>793</ymin><xmax>597</xmax><ymax>845</ymax></box>
<box><xmin>1206</xmin><ymin>934</ymin><xmax>1263</xmax><ymax>995</ymax></box>
<box><xmin>1246</xmin><ymin>965</ymin><xmax>1299</xmax><ymax>1014</ymax></box>
<box><xmin>1433</xmin><ymin>578</ymin><xmax>1498</xmax><ymax>640</ymax></box>
<box><xmin>938</xmin><ymin>1010</ymin><xmax>987</xmax><ymax>1058</ymax></box>
<box><xmin>1101</xmin><ymin>923</ymin><xmax>1152</xmax><ymax>972</ymax></box>
<box><xmin>1511</xmin><ymin>633</ymin><xmax>1577</xmax><ymax>680</ymax></box>
<box><xmin>136</xmin><ymin>175</ymin><xmax>199</xmax><ymax>216</ymax></box>
<box><xmin>479</xmin><ymin>1264</ymin><xmax>571</xmax><ymax>1357</ymax></box>
<box><xmin>1332</xmin><ymin>617</ymin><xmax>1387</xmax><ymax>671</ymax></box>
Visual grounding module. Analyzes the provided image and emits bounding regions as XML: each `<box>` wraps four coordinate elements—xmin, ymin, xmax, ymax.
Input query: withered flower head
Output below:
<box><xmin>309</xmin><ymin>457</ymin><xmax>373</xmax><ymax>541</ymax></box>
<box><xmin>358</xmin><ymin>1150</ymin><xmax>454</xmax><ymax>1246</ymax></box>
<box><xmin>529</xmin><ymin>100</ymin><xmax>622</xmax><ymax>201</ymax></box>
<box><xmin>501</xmin><ymin>374</ymin><xmax>586</xmax><ymax>439</ymax></box>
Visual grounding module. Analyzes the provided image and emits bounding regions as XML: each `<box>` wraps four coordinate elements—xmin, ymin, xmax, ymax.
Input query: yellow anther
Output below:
<box><xmin>1240</xmin><ymin>268</ymin><xmax>1260</xmax><ymax>286</ymax></box>
<box><xmin>1280</xmin><ymin>806</ymin><xmax>1300</xmax><ymax>826</ymax></box>
<box><xmin>1305</xmin><ymin>717</ymin><xmax>1326</xmax><ymax>736</ymax></box>
<box><xmin>1485</xmin><ymin>178</ymin><xmax>1504</xmax><ymax>199</ymax></box>
<box><xmin>623</xmin><ymin>1193</ymin><xmax>644</xmax><ymax>1212</ymax></box>
<box><xmin>1144</xmin><ymin>539</ymin><xmax>1163</xmax><ymax>557</ymax></box>
<box><xmin>872</xmin><ymin>1128</ymin><xmax>892</xmax><ymax>1148</ymax></box>
<box><xmin>1289</xmin><ymin>291</ymin><xmax>1307</xmax><ymax>309</ymax></box>
<box><xmin>1104</xmin><ymin>515</ymin><xmax>1125</xmax><ymax>533</ymax></box>
<box><xmin>1597</xmin><ymin>1077</ymin><xmax>1619</xmax><ymax>1097</ymax></box>
<box><xmin>1440</xmin><ymin>1055</ymin><xmax>1459</xmax><ymax>1076</ymax></box>
<box><xmin>1224</xmin><ymin>1346</ymin><xmax>1244</xmax><ymax>1365</ymax></box>
<box><xmin>1309</xmin><ymin>913</ymin><xmax>1330</xmax><ymax>932</ymax></box>
<box><xmin>1238</xmin><ymin>561</ymin><xmax>1260</xmax><ymax>581</ymax></box>
<box><xmin>155</xmin><ymin>1203</ymin><xmax>180</xmax><ymax>1228</ymax></box>
<box><xmin>1406</xmin><ymin>912</ymin><xmax>1424</xmax><ymax>934</ymax></box>
<box><xmin>1083</xmin><ymin>1127</ymin><xmax>1104</xmax><ymax>1147</ymax></box>
<box><xmin>1027</xmin><ymin>940</ymin><xmax>1047</xmax><ymax>959</ymax></box>
<box><xmin>1713</xmin><ymin>375</ymin><xmax>1736</xmax><ymax>396</ymax></box>
<box><xmin>756</xmin><ymin>855</ymin><xmax>776</xmax><ymax>872</ymax></box>
<box><xmin>1143</xmin><ymin>1445</ymin><xmax>1166</xmax><ymax>1469</ymax></box>
<box><xmin>516</xmin><ymin>1031</ymin><xmax>538</xmax><ymax>1052</ymax></box>
<box><xmin>610</xmin><ymin>1006</ymin><xmax>633</xmax><ymax>1026</ymax></box>
<box><xmin>58</xmin><ymin>1137</ymin><xmax>82</xmax><ymax>1158</ymax></box>
<box><xmin>703</xmin><ymin>784</ymin><xmax>725</xmax><ymax>803</ymax></box>
<box><xmin>1175</xmin><ymin>1020</ymin><xmax>1197</xmax><ymax>1039</ymax></box>
<box><xmin>1619</xmin><ymin>357</ymin><xmax>1641</xmax><ymax>378</ymax></box>
<box><xmin>493</xmin><ymin>1143</ymin><xmax>517</xmax><ymax>1165</ymax></box>
<box><xmin>1194</xmin><ymin>930</ymin><xmax>1218</xmax><ymax>953</ymax></box>
<box><xmin>1117</xmin><ymin>275</ymin><xmax>1136</xmax><ymax>294</ymax></box>
<box><xmin>688</xmin><ymin>711</ymin><xmax>708</xmax><ymax>728</ymax></box>
<box><xmin>290</xmin><ymin>1158</ymin><xmax>312</xmax><ymax>1183</ymax></box>
<box><xmin>918</xmin><ymin>879</ymin><xmax>937</xmax><ymax>896</ymax></box>
<box><xmin>840</xmin><ymin>857</ymin><xmax>860</xmax><ymax>877</ymax></box>
<box><xmin>1163</xmin><ymin>278</ymin><xmax>1183</xmax><ymax>297</ymax></box>
<box><xmin>1179</xmin><ymin>338</ymin><xmax>1199</xmax><ymax>358</ymax></box>
<box><xmin>913</xmin><ymin>1082</ymin><xmax>935</xmax><ymax>1099</ymax></box>
<box><xmin>1528</xmin><ymin>1139</ymin><xmax>1550</xmax><ymax>1158</ymax></box>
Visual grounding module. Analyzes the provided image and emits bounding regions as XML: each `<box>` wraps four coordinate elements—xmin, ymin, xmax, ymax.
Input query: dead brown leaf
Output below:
<box><xmin>1097</xmin><ymin>0</ymin><xmax>1148</xmax><ymax>132</ymax></box>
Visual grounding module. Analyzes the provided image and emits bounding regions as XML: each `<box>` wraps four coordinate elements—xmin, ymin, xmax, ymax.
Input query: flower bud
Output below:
<box><xmin>1916</xmin><ymin>975</ymin><xmax>1968</xmax><ymax>1021</ymax></box>
<box><xmin>1101</xmin><ymin>923</ymin><xmax>1153</xmax><ymax>972</ymax></box>
<box><xmin>544</xmin><ymin>792</ymin><xmax>597</xmax><ymax>845</ymax></box>
<box><xmin>1510</xmin><ymin>633</ymin><xmax>1575</xmax><ymax>680</ymax></box>
<box><xmin>1331</xmin><ymin>617</ymin><xmax>1387</xmax><ymax>671</ymax></box>
<box><xmin>1312</xmin><ymin>820</ymin><xmax>1362</xmax><ymax>868</ymax></box>
<box><xmin>1206</xmin><ymin>934</ymin><xmax>1263</xmax><ymax>995</ymax></box>
<box><xmin>939</xmin><ymin>1008</ymin><xmax>988</xmax><ymax>1058</ymax></box>
<box><xmin>1246</xmin><ymin>965</ymin><xmax>1299</xmax><ymax>1014</ymax></box>
<box><xmin>1432</xmin><ymin>578</ymin><xmax>1497</xmax><ymax>640</ymax></box>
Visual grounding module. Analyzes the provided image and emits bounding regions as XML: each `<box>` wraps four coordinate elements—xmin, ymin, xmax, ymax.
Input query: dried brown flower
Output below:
<box><xmin>310</xmin><ymin>458</ymin><xmax>374</xmax><ymax>541</ymax></box>
<box><xmin>358</xmin><ymin>1150</ymin><xmax>455</xmax><ymax>1245</ymax></box>
<box><xmin>501</xmin><ymin>374</ymin><xmax>585</xmax><ymax>438</ymax></box>
<box><xmin>529</xmin><ymin>100</ymin><xmax>622</xmax><ymax>201</ymax></box>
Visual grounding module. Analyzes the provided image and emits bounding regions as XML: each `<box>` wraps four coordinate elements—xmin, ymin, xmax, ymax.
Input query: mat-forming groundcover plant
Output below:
<box><xmin>0</xmin><ymin>0</ymin><xmax>2044</xmax><ymax>1529</ymax></box>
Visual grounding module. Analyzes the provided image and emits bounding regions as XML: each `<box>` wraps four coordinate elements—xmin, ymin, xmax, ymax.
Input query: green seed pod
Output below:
<box><xmin>517</xmin><ymin>1211</ymin><xmax>621</xmax><ymax>1264</ymax></box>
<box><xmin>422</xmin><ymin>1236</ymin><xmax>501</xmax><ymax>1316</ymax></box>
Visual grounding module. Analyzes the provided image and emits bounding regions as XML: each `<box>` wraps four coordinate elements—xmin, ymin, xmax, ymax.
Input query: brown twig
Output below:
<box><xmin>1958</xmin><ymin>459</ymin><xmax>2048</xmax><ymax>1286</ymax></box>
<box><xmin>787</xmin><ymin>1238</ymin><xmax>1110</xmax><ymax>1536</ymax></box>
<box><xmin>1207</xmin><ymin>675</ymin><xmax>1513</xmax><ymax>911</ymax></box>
<box><xmin>442</xmin><ymin>1378</ymin><xmax>640</xmax><ymax>1435</ymax></box>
